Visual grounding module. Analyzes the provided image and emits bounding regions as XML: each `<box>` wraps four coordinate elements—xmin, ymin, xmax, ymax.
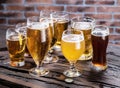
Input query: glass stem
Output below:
<box><xmin>70</xmin><ymin>63</ymin><xmax>76</xmax><ymax>72</ymax></box>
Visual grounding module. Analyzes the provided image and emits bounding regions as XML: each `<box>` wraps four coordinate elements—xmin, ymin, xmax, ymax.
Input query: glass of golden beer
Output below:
<box><xmin>71</xmin><ymin>16</ymin><xmax>95</xmax><ymax>60</ymax></box>
<box><xmin>27</xmin><ymin>16</ymin><xmax>51</xmax><ymax>76</ymax></box>
<box><xmin>91</xmin><ymin>25</ymin><xmax>109</xmax><ymax>71</ymax></box>
<box><xmin>6</xmin><ymin>28</ymin><xmax>26</xmax><ymax>67</ymax></box>
<box><xmin>40</xmin><ymin>10</ymin><xmax>59</xmax><ymax>63</ymax></box>
<box><xmin>52</xmin><ymin>11</ymin><xmax>69</xmax><ymax>51</ymax></box>
<box><xmin>16</xmin><ymin>23</ymin><xmax>30</xmax><ymax>57</ymax></box>
<box><xmin>61</xmin><ymin>30</ymin><xmax>85</xmax><ymax>77</ymax></box>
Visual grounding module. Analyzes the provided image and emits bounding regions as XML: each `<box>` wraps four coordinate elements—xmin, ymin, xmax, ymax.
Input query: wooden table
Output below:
<box><xmin>0</xmin><ymin>44</ymin><xmax>120</xmax><ymax>88</ymax></box>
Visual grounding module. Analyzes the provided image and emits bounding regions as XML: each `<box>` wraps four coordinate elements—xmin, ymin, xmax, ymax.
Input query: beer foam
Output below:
<box><xmin>29</xmin><ymin>22</ymin><xmax>48</xmax><ymax>30</ymax></box>
<box><xmin>92</xmin><ymin>28</ymin><xmax>109</xmax><ymax>37</ymax></box>
<box><xmin>62</xmin><ymin>34</ymin><xmax>84</xmax><ymax>43</ymax></box>
<box><xmin>73</xmin><ymin>22</ymin><xmax>91</xmax><ymax>30</ymax></box>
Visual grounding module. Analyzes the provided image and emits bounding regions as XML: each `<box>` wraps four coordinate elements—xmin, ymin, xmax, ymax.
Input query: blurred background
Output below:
<box><xmin>0</xmin><ymin>0</ymin><xmax>120</xmax><ymax>48</ymax></box>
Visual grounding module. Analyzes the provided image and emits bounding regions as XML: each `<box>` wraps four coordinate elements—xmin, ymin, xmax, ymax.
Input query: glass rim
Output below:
<box><xmin>71</xmin><ymin>16</ymin><xmax>95</xmax><ymax>23</ymax></box>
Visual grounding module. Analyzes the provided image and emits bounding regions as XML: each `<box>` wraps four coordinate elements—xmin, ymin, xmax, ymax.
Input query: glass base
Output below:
<box><xmin>10</xmin><ymin>60</ymin><xmax>25</xmax><ymax>67</ymax></box>
<box><xmin>92</xmin><ymin>64</ymin><xmax>107</xmax><ymax>71</ymax></box>
<box><xmin>43</xmin><ymin>55</ymin><xmax>59</xmax><ymax>63</ymax></box>
<box><xmin>63</xmin><ymin>69</ymin><xmax>81</xmax><ymax>77</ymax></box>
<box><xmin>79</xmin><ymin>54</ymin><xmax>92</xmax><ymax>61</ymax></box>
<box><xmin>29</xmin><ymin>67</ymin><xmax>49</xmax><ymax>77</ymax></box>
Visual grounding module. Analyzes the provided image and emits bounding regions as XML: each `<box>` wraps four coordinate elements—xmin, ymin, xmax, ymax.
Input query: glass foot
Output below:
<box><xmin>63</xmin><ymin>69</ymin><xmax>81</xmax><ymax>77</ymax></box>
<box><xmin>29</xmin><ymin>67</ymin><xmax>49</xmax><ymax>77</ymax></box>
<box><xmin>43</xmin><ymin>55</ymin><xmax>59</xmax><ymax>63</ymax></box>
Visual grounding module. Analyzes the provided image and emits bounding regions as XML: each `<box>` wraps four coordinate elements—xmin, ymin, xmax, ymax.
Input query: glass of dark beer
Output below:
<box><xmin>91</xmin><ymin>25</ymin><xmax>109</xmax><ymax>71</ymax></box>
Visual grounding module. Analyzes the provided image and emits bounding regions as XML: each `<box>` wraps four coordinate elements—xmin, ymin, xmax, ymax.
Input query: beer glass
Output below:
<box><xmin>40</xmin><ymin>10</ymin><xmax>59</xmax><ymax>63</ymax></box>
<box><xmin>16</xmin><ymin>23</ymin><xmax>30</xmax><ymax>57</ymax></box>
<box><xmin>27</xmin><ymin>16</ymin><xmax>51</xmax><ymax>76</ymax></box>
<box><xmin>52</xmin><ymin>11</ymin><xmax>69</xmax><ymax>50</ymax></box>
<box><xmin>91</xmin><ymin>25</ymin><xmax>109</xmax><ymax>71</ymax></box>
<box><xmin>71</xmin><ymin>16</ymin><xmax>95</xmax><ymax>60</ymax></box>
<box><xmin>6</xmin><ymin>28</ymin><xmax>26</xmax><ymax>67</ymax></box>
<box><xmin>61</xmin><ymin>30</ymin><xmax>85</xmax><ymax>77</ymax></box>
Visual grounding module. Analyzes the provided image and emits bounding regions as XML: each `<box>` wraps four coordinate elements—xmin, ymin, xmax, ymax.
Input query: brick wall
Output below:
<box><xmin>0</xmin><ymin>0</ymin><xmax>120</xmax><ymax>45</ymax></box>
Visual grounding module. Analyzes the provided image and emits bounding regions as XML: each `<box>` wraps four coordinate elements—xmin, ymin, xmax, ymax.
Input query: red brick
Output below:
<box><xmin>97</xmin><ymin>7</ymin><xmax>120</xmax><ymax>12</ymax></box>
<box><xmin>109</xmin><ymin>35</ymin><xmax>120</xmax><ymax>41</ymax></box>
<box><xmin>85</xmin><ymin>0</ymin><xmax>115</xmax><ymax>5</ymax></box>
<box><xmin>114</xmin><ymin>14</ymin><xmax>120</xmax><ymax>19</ymax></box>
<box><xmin>8</xmin><ymin>19</ymin><xmax>26</xmax><ymax>25</ymax></box>
<box><xmin>109</xmin><ymin>28</ymin><xmax>114</xmax><ymax>34</ymax></box>
<box><xmin>37</xmin><ymin>6</ymin><xmax>64</xmax><ymax>11</ymax></box>
<box><xmin>69</xmin><ymin>13</ymin><xmax>82</xmax><ymax>19</ymax></box>
<box><xmin>115</xmin><ymin>42</ymin><xmax>120</xmax><ymax>45</ymax></box>
<box><xmin>67</xmin><ymin>6</ymin><xmax>95</xmax><ymax>12</ymax></box>
<box><xmin>24</xmin><ymin>12</ymin><xmax>39</xmax><ymax>17</ymax></box>
<box><xmin>95</xmin><ymin>20</ymin><xmax>111</xmax><ymax>27</ymax></box>
<box><xmin>25</xmin><ymin>0</ymin><xmax>53</xmax><ymax>4</ymax></box>
<box><xmin>6</xmin><ymin>0</ymin><xmax>23</xmax><ymax>4</ymax></box>
<box><xmin>110</xmin><ymin>21</ymin><xmax>120</xmax><ymax>27</ymax></box>
<box><xmin>116</xmin><ymin>28</ymin><xmax>120</xmax><ymax>34</ymax></box>
<box><xmin>0</xmin><ymin>18</ymin><xmax>6</xmax><ymax>24</ymax></box>
<box><xmin>6</xmin><ymin>5</ymin><xmax>34</xmax><ymax>11</ymax></box>
<box><xmin>84</xmin><ymin>14</ymin><xmax>112</xmax><ymax>20</ymax></box>
<box><xmin>117</xmin><ymin>0</ymin><xmax>120</xmax><ymax>5</ymax></box>
<box><xmin>56</xmin><ymin>0</ymin><xmax>83</xmax><ymax>5</ymax></box>
<box><xmin>0</xmin><ymin>12</ymin><xmax>23</xmax><ymax>17</ymax></box>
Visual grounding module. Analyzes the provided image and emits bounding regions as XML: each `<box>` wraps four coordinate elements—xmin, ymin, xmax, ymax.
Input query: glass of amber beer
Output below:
<box><xmin>91</xmin><ymin>25</ymin><xmax>109</xmax><ymax>71</ymax></box>
<box><xmin>6</xmin><ymin>28</ymin><xmax>26</xmax><ymax>67</ymax></box>
<box><xmin>40</xmin><ymin>10</ymin><xmax>59</xmax><ymax>63</ymax></box>
<box><xmin>52</xmin><ymin>11</ymin><xmax>69</xmax><ymax>51</ymax></box>
<box><xmin>61</xmin><ymin>30</ymin><xmax>85</xmax><ymax>77</ymax></box>
<box><xmin>71</xmin><ymin>16</ymin><xmax>95</xmax><ymax>60</ymax></box>
<box><xmin>16</xmin><ymin>23</ymin><xmax>30</xmax><ymax>57</ymax></box>
<box><xmin>27</xmin><ymin>16</ymin><xmax>51</xmax><ymax>76</ymax></box>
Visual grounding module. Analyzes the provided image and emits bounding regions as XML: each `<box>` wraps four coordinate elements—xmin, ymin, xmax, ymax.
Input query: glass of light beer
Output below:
<box><xmin>27</xmin><ymin>16</ymin><xmax>51</xmax><ymax>76</ymax></box>
<box><xmin>71</xmin><ymin>16</ymin><xmax>95</xmax><ymax>60</ymax></box>
<box><xmin>40</xmin><ymin>10</ymin><xmax>59</xmax><ymax>63</ymax></box>
<box><xmin>6</xmin><ymin>28</ymin><xmax>26</xmax><ymax>67</ymax></box>
<box><xmin>61</xmin><ymin>30</ymin><xmax>85</xmax><ymax>77</ymax></box>
<box><xmin>52</xmin><ymin>11</ymin><xmax>69</xmax><ymax>51</ymax></box>
<box><xmin>91</xmin><ymin>25</ymin><xmax>109</xmax><ymax>71</ymax></box>
<box><xmin>16</xmin><ymin>23</ymin><xmax>30</xmax><ymax>57</ymax></box>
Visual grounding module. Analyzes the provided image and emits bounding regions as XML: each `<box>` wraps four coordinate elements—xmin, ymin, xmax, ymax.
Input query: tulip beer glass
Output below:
<box><xmin>27</xmin><ymin>16</ymin><xmax>51</xmax><ymax>76</ymax></box>
<box><xmin>61</xmin><ymin>30</ymin><xmax>85</xmax><ymax>77</ymax></box>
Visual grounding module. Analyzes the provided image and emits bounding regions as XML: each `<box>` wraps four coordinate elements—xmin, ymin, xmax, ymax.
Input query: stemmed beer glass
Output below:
<box><xmin>27</xmin><ymin>16</ymin><xmax>51</xmax><ymax>76</ymax></box>
<box><xmin>61</xmin><ymin>30</ymin><xmax>85</xmax><ymax>77</ymax></box>
<box><xmin>40</xmin><ymin>10</ymin><xmax>59</xmax><ymax>63</ymax></box>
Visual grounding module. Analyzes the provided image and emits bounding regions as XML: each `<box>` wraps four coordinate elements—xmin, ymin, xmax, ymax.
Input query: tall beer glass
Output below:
<box><xmin>40</xmin><ymin>10</ymin><xmax>59</xmax><ymax>63</ymax></box>
<box><xmin>16</xmin><ymin>23</ymin><xmax>30</xmax><ymax>57</ymax></box>
<box><xmin>27</xmin><ymin>16</ymin><xmax>51</xmax><ymax>76</ymax></box>
<box><xmin>91</xmin><ymin>25</ymin><xmax>109</xmax><ymax>71</ymax></box>
<box><xmin>6</xmin><ymin>28</ymin><xmax>26</xmax><ymax>67</ymax></box>
<box><xmin>52</xmin><ymin>11</ymin><xmax>69</xmax><ymax>50</ymax></box>
<box><xmin>61</xmin><ymin>30</ymin><xmax>85</xmax><ymax>77</ymax></box>
<box><xmin>71</xmin><ymin>16</ymin><xmax>95</xmax><ymax>60</ymax></box>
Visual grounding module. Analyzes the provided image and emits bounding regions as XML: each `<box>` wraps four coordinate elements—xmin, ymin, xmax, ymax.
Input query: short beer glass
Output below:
<box><xmin>91</xmin><ymin>25</ymin><xmax>109</xmax><ymax>71</ymax></box>
<box><xmin>6</xmin><ymin>28</ymin><xmax>26</xmax><ymax>67</ymax></box>
<box><xmin>61</xmin><ymin>30</ymin><xmax>85</xmax><ymax>77</ymax></box>
<box><xmin>27</xmin><ymin>16</ymin><xmax>51</xmax><ymax>76</ymax></box>
<box><xmin>71</xmin><ymin>16</ymin><xmax>95</xmax><ymax>60</ymax></box>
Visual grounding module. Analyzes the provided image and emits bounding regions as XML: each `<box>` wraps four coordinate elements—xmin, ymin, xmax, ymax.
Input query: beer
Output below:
<box><xmin>91</xmin><ymin>25</ymin><xmax>109</xmax><ymax>70</ymax></box>
<box><xmin>6</xmin><ymin>34</ymin><xmax>26</xmax><ymax>67</ymax></box>
<box><xmin>55</xmin><ymin>20</ymin><xmax>69</xmax><ymax>46</ymax></box>
<box><xmin>27</xmin><ymin>23</ymin><xmax>51</xmax><ymax>66</ymax></box>
<box><xmin>71</xmin><ymin>20</ymin><xmax>94</xmax><ymax>60</ymax></box>
<box><xmin>61</xmin><ymin>34</ymin><xmax>84</xmax><ymax>63</ymax></box>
